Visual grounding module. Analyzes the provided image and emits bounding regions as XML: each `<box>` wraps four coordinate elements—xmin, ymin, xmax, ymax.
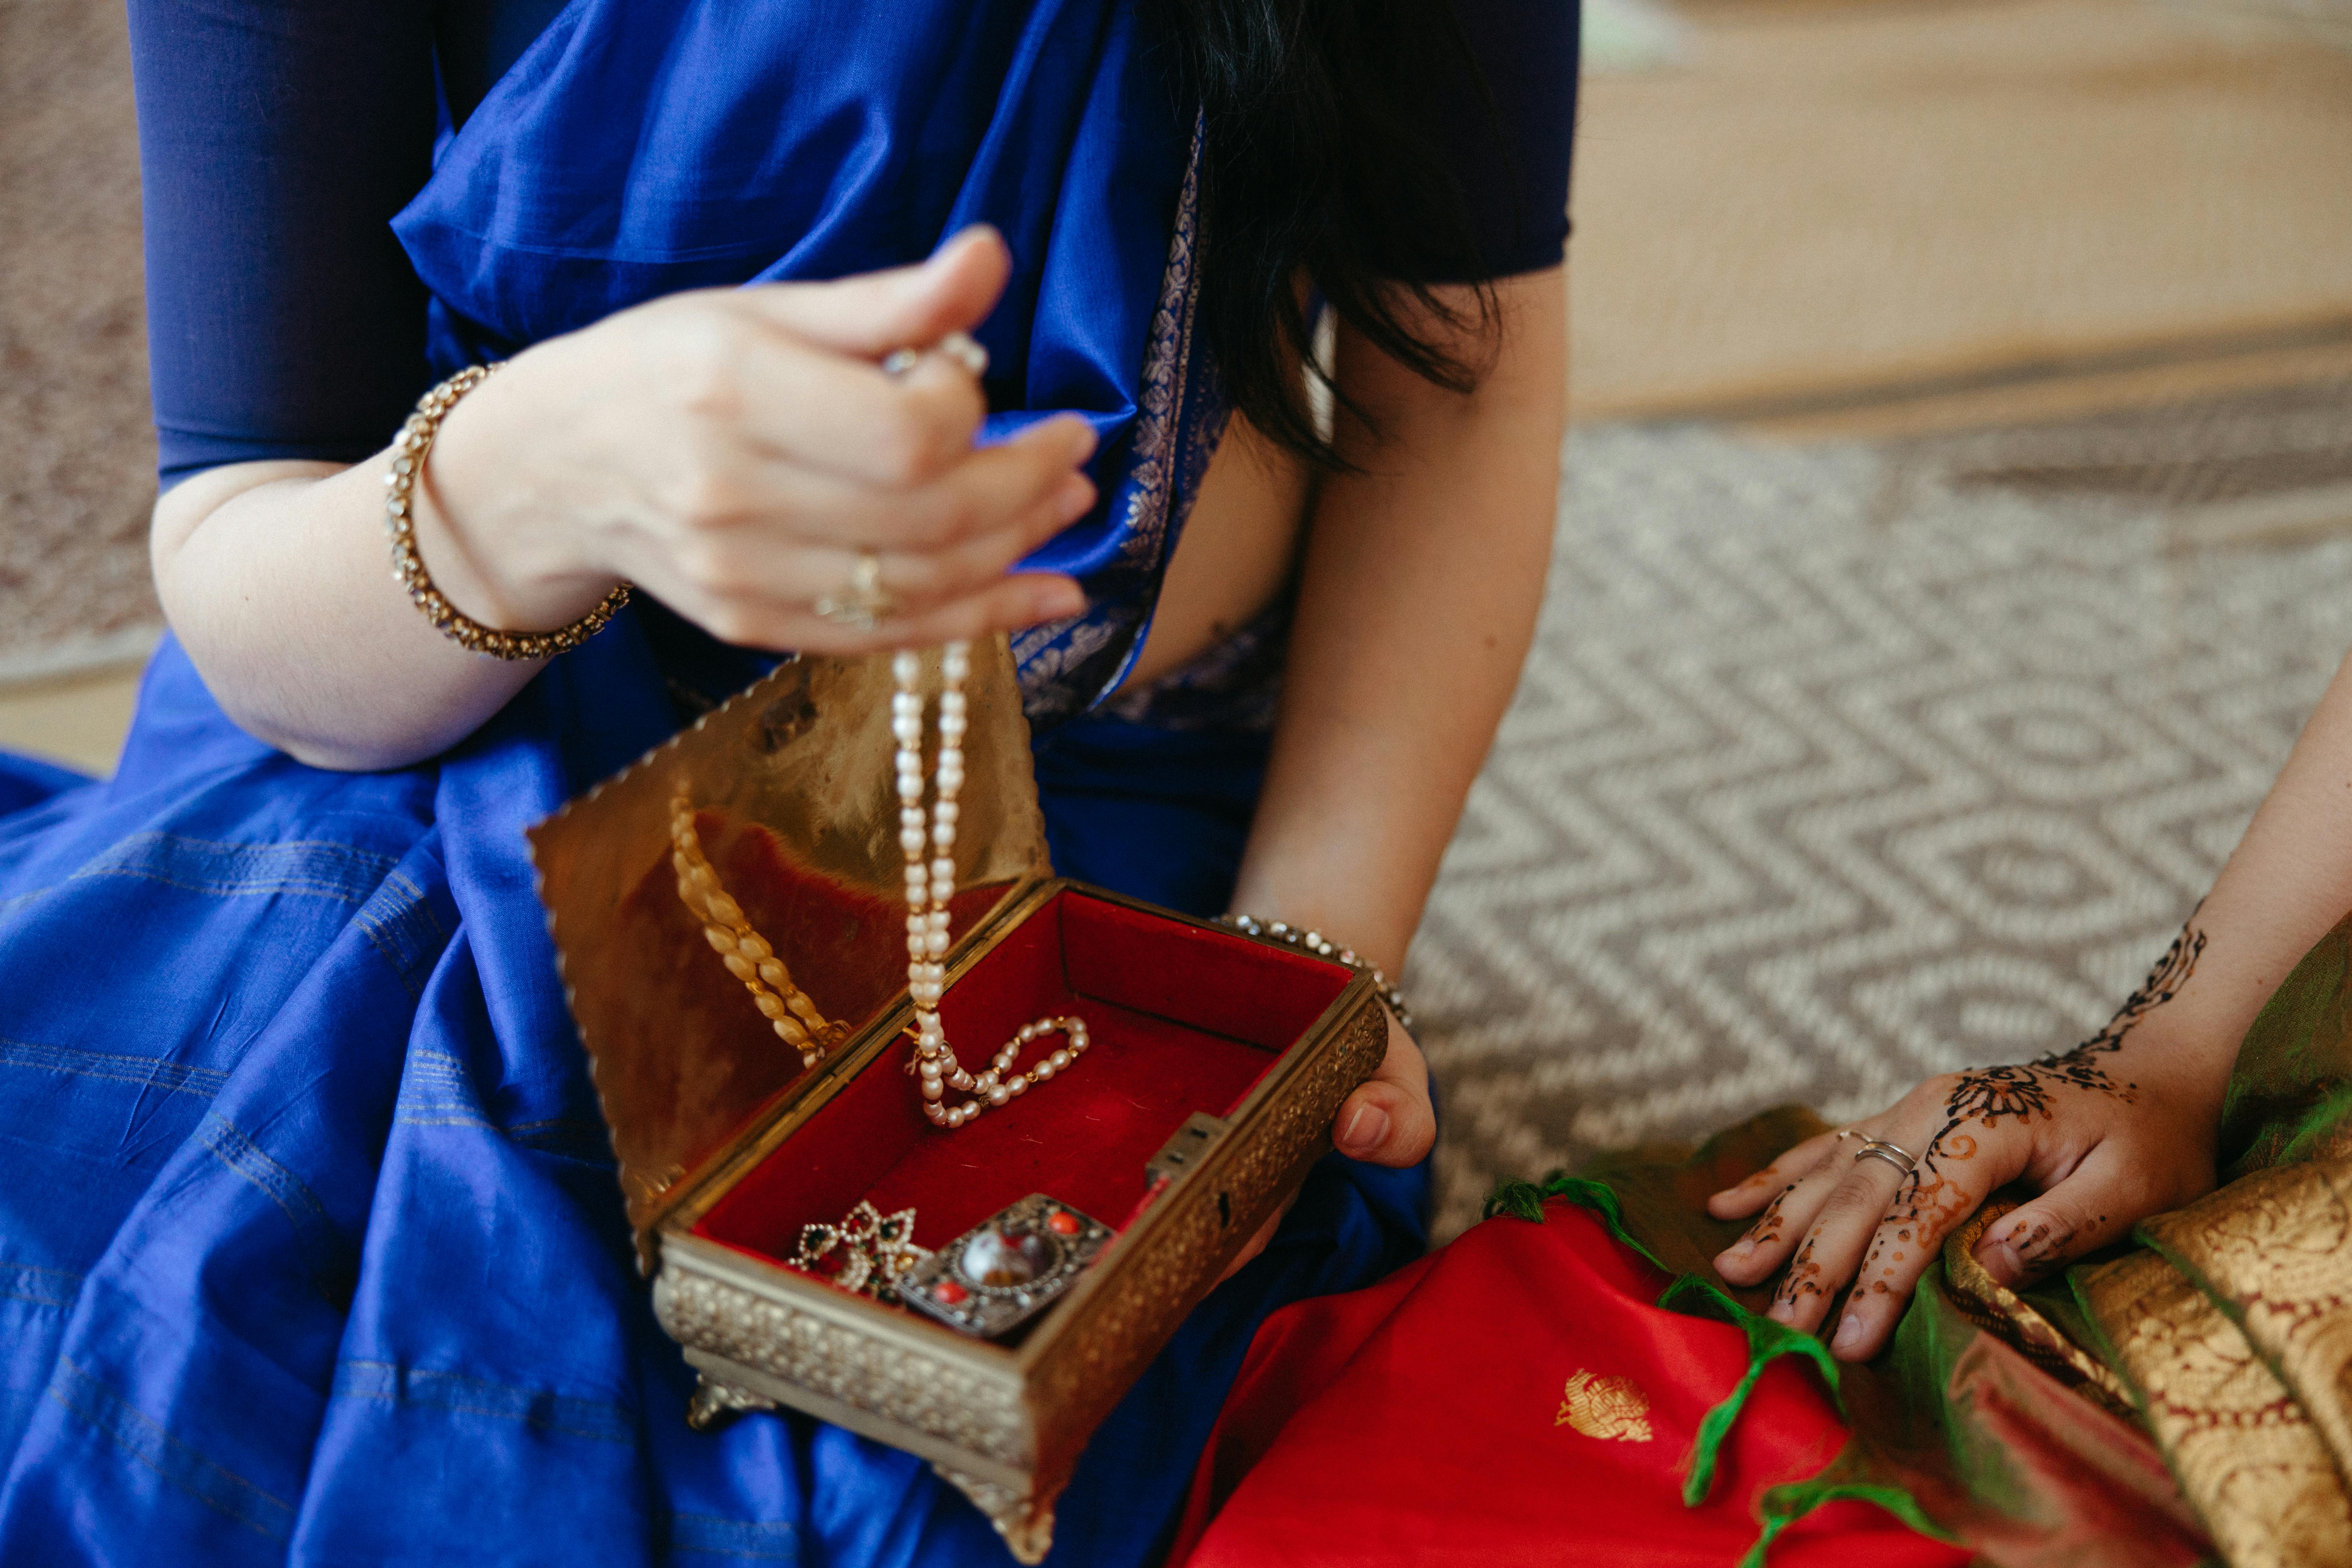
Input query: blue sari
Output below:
<box><xmin>0</xmin><ymin>2</ymin><xmax>1428</xmax><ymax>1561</ymax></box>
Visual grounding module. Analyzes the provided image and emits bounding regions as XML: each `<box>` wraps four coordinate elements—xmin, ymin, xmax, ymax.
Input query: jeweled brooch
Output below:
<box><xmin>900</xmin><ymin>1194</ymin><xmax>1111</xmax><ymax>1339</ymax></box>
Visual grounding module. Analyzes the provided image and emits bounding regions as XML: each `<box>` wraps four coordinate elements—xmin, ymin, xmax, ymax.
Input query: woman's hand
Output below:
<box><xmin>1215</xmin><ymin>1010</ymin><xmax>1434</xmax><ymax>1283</ymax></box>
<box><xmin>1707</xmin><ymin>1000</ymin><xmax>2225</xmax><ymax>1360</ymax></box>
<box><xmin>417</xmin><ymin>225</ymin><xmax>1099</xmax><ymax>656</ymax></box>
<box><xmin>156</xmin><ymin>225</ymin><xmax>1100</xmax><ymax>770</ymax></box>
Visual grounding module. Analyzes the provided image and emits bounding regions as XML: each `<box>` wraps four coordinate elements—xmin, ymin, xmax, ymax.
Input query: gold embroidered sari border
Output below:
<box><xmin>2078</xmin><ymin>1248</ymin><xmax>2352</xmax><ymax>1568</ymax></box>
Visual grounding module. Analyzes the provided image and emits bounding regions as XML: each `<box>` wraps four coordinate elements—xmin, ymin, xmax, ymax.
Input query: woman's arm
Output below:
<box><xmin>154</xmin><ymin>234</ymin><xmax>1099</xmax><ymax>770</ymax></box>
<box><xmin>1229</xmin><ymin>267</ymin><xmax>1568</xmax><ymax>1171</ymax></box>
<box><xmin>1711</xmin><ymin>645</ymin><xmax>2352</xmax><ymax>1359</ymax></box>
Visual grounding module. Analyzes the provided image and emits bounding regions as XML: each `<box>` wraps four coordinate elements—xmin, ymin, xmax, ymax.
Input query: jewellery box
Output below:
<box><xmin>528</xmin><ymin>638</ymin><xmax>1387</xmax><ymax>1560</ymax></box>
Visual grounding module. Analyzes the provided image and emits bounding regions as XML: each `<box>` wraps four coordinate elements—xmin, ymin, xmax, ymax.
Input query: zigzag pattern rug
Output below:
<box><xmin>1413</xmin><ymin>397</ymin><xmax>2352</xmax><ymax>1240</ymax></box>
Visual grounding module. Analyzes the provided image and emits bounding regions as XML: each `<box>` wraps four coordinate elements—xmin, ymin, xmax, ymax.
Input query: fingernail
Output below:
<box><xmin>1833</xmin><ymin>1315</ymin><xmax>1862</xmax><ymax>1352</ymax></box>
<box><xmin>1975</xmin><ymin>1240</ymin><xmax>2024</xmax><ymax>1286</ymax></box>
<box><xmin>1724</xmin><ymin>1239</ymin><xmax>1755</xmax><ymax>1262</ymax></box>
<box><xmin>1768</xmin><ymin>1301</ymin><xmax>1796</xmax><ymax>1325</ymax></box>
<box><xmin>1339</xmin><ymin>1103</ymin><xmax>1389</xmax><ymax>1155</ymax></box>
<box><xmin>935</xmin><ymin>223</ymin><xmax>999</xmax><ymax>262</ymax></box>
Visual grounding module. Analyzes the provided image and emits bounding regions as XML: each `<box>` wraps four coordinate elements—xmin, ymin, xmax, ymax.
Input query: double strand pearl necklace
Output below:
<box><xmin>897</xmin><ymin>643</ymin><xmax>1088</xmax><ymax>1129</ymax></box>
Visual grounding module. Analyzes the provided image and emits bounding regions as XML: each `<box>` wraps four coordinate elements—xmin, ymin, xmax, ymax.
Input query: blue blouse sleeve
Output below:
<box><xmin>1438</xmin><ymin>0</ymin><xmax>1580</xmax><ymax>280</ymax></box>
<box><xmin>127</xmin><ymin>0</ymin><xmax>440</xmax><ymax>485</ymax></box>
<box><xmin>126</xmin><ymin>0</ymin><xmax>1573</xmax><ymax>486</ymax></box>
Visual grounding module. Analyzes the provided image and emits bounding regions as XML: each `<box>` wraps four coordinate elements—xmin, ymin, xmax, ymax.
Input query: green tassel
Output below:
<box><xmin>1657</xmin><ymin>1274</ymin><xmax>1842</xmax><ymax>1505</ymax></box>
<box><xmin>1740</xmin><ymin>1479</ymin><xmax>1956</xmax><ymax>1568</ymax></box>
<box><xmin>1482</xmin><ymin>1177</ymin><xmax>1553</xmax><ymax>1224</ymax></box>
<box><xmin>1483</xmin><ymin>1172</ymin><xmax>1679</xmax><ymax>1275</ymax></box>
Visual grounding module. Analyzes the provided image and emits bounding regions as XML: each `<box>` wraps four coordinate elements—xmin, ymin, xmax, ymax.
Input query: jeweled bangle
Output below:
<box><xmin>1216</xmin><ymin>913</ymin><xmax>1415</xmax><ymax>1033</ymax></box>
<box><xmin>384</xmin><ymin>363</ymin><xmax>632</xmax><ymax>661</ymax></box>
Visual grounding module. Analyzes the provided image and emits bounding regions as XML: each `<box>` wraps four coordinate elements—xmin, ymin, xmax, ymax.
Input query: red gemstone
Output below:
<box><xmin>1046</xmin><ymin>1211</ymin><xmax>1082</xmax><ymax>1237</ymax></box>
<box><xmin>932</xmin><ymin>1279</ymin><xmax>970</xmax><ymax>1305</ymax></box>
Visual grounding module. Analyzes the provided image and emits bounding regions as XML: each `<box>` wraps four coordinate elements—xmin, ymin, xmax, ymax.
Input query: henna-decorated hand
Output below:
<box><xmin>1706</xmin><ymin>924</ymin><xmax>2227</xmax><ymax>1361</ymax></box>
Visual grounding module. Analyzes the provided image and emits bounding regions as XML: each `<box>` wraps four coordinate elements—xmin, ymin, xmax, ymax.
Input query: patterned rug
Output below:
<box><xmin>1411</xmin><ymin>382</ymin><xmax>2352</xmax><ymax>1240</ymax></box>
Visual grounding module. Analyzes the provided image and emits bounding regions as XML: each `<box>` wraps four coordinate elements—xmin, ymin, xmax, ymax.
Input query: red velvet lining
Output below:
<box><xmin>692</xmin><ymin>889</ymin><xmax>1351</xmax><ymax>1290</ymax></box>
<box><xmin>610</xmin><ymin>812</ymin><xmax>1012</xmax><ymax>1180</ymax></box>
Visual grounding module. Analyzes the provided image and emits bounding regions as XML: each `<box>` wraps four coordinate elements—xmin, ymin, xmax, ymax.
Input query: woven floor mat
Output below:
<box><xmin>1412</xmin><ymin>386</ymin><xmax>2352</xmax><ymax>1240</ymax></box>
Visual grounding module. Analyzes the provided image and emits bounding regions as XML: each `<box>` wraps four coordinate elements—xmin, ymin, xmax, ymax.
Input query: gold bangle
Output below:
<box><xmin>384</xmin><ymin>363</ymin><xmax>632</xmax><ymax>660</ymax></box>
<box><xmin>1214</xmin><ymin>913</ymin><xmax>1416</xmax><ymax>1032</ymax></box>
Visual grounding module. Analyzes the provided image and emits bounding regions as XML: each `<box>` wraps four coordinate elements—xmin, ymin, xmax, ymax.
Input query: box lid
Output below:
<box><xmin>530</xmin><ymin>637</ymin><xmax>1051</xmax><ymax>1253</ymax></box>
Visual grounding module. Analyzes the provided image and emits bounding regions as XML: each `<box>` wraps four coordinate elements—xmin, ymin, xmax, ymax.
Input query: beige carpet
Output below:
<box><xmin>0</xmin><ymin>0</ymin><xmax>159</xmax><ymax>683</ymax></box>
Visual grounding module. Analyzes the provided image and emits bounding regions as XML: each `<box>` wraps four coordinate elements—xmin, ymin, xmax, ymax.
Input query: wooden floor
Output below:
<box><xmin>0</xmin><ymin>664</ymin><xmax>143</xmax><ymax>777</ymax></box>
<box><xmin>1569</xmin><ymin>0</ymin><xmax>2352</xmax><ymax>422</ymax></box>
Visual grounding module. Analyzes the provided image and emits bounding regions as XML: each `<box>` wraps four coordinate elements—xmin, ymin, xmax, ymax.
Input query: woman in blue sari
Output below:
<box><xmin>0</xmin><ymin>2</ymin><xmax>1575</xmax><ymax>1562</ymax></box>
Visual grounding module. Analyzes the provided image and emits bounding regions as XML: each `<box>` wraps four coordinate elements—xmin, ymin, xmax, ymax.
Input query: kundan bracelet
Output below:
<box><xmin>385</xmin><ymin>363</ymin><xmax>633</xmax><ymax>660</ymax></box>
<box><xmin>1216</xmin><ymin>914</ymin><xmax>1415</xmax><ymax>1033</ymax></box>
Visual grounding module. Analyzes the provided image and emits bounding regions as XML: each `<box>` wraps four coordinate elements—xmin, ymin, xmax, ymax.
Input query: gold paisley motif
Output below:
<box><xmin>1557</xmin><ymin>1369</ymin><xmax>1654</xmax><ymax>1442</ymax></box>
<box><xmin>2081</xmin><ymin>1249</ymin><xmax>2352</xmax><ymax>1568</ymax></box>
<box><xmin>2140</xmin><ymin>1155</ymin><xmax>2352</xmax><ymax>1478</ymax></box>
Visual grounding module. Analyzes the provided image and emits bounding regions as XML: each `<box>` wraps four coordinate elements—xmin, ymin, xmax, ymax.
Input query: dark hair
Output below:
<box><xmin>1143</xmin><ymin>0</ymin><xmax>1505</xmax><ymax>467</ymax></box>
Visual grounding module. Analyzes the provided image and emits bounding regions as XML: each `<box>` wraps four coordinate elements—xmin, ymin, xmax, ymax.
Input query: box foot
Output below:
<box><xmin>934</xmin><ymin>1464</ymin><xmax>1054</xmax><ymax>1564</ymax></box>
<box><xmin>685</xmin><ymin>1373</ymin><xmax>779</xmax><ymax>1433</ymax></box>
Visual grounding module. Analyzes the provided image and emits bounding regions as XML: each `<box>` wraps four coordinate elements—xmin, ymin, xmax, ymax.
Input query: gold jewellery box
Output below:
<box><xmin>529</xmin><ymin>638</ymin><xmax>1386</xmax><ymax>1560</ymax></box>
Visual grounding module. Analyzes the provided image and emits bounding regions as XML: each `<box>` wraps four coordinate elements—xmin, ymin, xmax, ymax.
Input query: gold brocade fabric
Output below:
<box><xmin>2079</xmin><ymin>1248</ymin><xmax>2352</xmax><ymax>1568</ymax></box>
<box><xmin>2140</xmin><ymin>1156</ymin><xmax>2352</xmax><ymax>1482</ymax></box>
<box><xmin>1945</xmin><ymin>1202</ymin><xmax>2137</xmax><ymax>1418</ymax></box>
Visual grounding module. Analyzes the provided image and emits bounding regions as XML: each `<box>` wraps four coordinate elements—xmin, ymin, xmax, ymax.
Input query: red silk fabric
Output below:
<box><xmin>1172</xmin><ymin>1201</ymin><xmax>1974</xmax><ymax>1568</ymax></box>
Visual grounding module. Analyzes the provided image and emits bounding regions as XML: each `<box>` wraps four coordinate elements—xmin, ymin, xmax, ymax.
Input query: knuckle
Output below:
<box><xmin>932</xmin><ymin>595</ymin><xmax>997</xmax><ymax>642</ymax></box>
<box><xmin>1816</xmin><ymin>1181</ymin><xmax>1887</xmax><ymax>1225</ymax></box>
<box><xmin>671</xmin><ymin>472</ymin><xmax>741</xmax><ymax>529</ymax></box>
<box><xmin>699</xmin><ymin>601</ymin><xmax>761</xmax><ymax>646</ymax></box>
<box><xmin>869</xmin><ymin>408</ymin><xmax>937</xmax><ymax>487</ymax></box>
<box><xmin>896</xmin><ymin>390</ymin><xmax>980</xmax><ymax>482</ymax></box>
<box><xmin>1917</xmin><ymin>1072</ymin><xmax>1966</xmax><ymax>1104</ymax></box>
<box><xmin>664</xmin><ymin>312</ymin><xmax>748</xmax><ymax>418</ymax></box>
<box><xmin>903</xmin><ymin>490</ymin><xmax>980</xmax><ymax>550</ymax></box>
<box><xmin>663</xmin><ymin>439</ymin><xmax>750</xmax><ymax>527</ymax></box>
<box><xmin>671</xmin><ymin>537</ymin><xmax>742</xmax><ymax>596</ymax></box>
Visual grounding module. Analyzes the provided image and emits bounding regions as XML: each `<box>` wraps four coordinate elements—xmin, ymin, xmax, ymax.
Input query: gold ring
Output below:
<box><xmin>1852</xmin><ymin>1138</ymin><xmax>1918</xmax><ymax>1176</ymax></box>
<box><xmin>813</xmin><ymin>552</ymin><xmax>898</xmax><ymax>630</ymax></box>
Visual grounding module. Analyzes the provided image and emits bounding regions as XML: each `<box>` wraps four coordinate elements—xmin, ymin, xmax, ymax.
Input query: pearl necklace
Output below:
<box><xmin>898</xmin><ymin>643</ymin><xmax>1088</xmax><ymax>1128</ymax></box>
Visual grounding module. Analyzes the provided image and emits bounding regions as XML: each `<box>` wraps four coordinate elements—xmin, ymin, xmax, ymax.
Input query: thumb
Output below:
<box><xmin>747</xmin><ymin>226</ymin><xmax>1011</xmax><ymax>357</ymax></box>
<box><xmin>1972</xmin><ymin>1153</ymin><xmax>2140</xmax><ymax>1287</ymax></box>
<box><xmin>1333</xmin><ymin>1019</ymin><xmax>1436</xmax><ymax>1168</ymax></box>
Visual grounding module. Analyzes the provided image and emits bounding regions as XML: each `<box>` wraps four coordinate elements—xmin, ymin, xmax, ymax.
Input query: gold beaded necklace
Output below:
<box><xmin>670</xmin><ymin>796</ymin><xmax>846</xmax><ymax>1070</ymax></box>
